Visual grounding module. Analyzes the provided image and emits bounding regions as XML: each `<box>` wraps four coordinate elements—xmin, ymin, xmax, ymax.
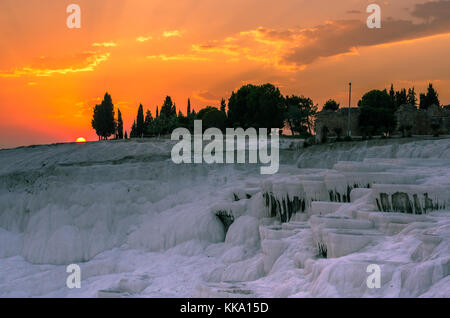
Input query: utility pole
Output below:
<box><xmin>347</xmin><ymin>82</ymin><xmax>352</xmax><ymax>137</ymax></box>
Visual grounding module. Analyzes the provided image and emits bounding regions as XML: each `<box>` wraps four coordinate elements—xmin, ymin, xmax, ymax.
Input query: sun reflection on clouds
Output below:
<box><xmin>0</xmin><ymin>53</ymin><xmax>111</xmax><ymax>78</ymax></box>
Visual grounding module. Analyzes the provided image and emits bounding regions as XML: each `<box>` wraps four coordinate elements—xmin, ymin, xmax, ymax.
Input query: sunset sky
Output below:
<box><xmin>1</xmin><ymin>0</ymin><xmax>450</xmax><ymax>148</ymax></box>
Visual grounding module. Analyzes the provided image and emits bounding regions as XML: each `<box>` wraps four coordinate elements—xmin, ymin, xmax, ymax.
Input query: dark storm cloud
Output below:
<box><xmin>282</xmin><ymin>0</ymin><xmax>450</xmax><ymax>66</ymax></box>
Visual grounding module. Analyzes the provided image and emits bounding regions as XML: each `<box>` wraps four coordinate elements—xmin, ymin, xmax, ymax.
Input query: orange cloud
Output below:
<box><xmin>192</xmin><ymin>27</ymin><xmax>304</xmax><ymax>72</ymax></box>
<box><xmin>136</xmin><ymin>36</ymin><xmax>153</xmax><ymax>42</ymax></box>
<box><xmin>0</xmin><ymin>53</ymin><xmax>110</xmax><ymax>78</ymax></box>
<box><xmin>162</xmin><ymin>30</ymin><xmax>184</xmax><ymax>38</ymax></box>
<box><xmin>192</xmin><ymin>90</ymin><xmax>220</xmax><ymax>104</ymax></box>
<box><xmin>146</xmin><ymin>54</ymin><xmax>210</xmax><ymax>62</ymax></box>
<box><xmin>92</xmin><ymin>41</ymin><xmax>117</xmax><ymax>47</ymax></box>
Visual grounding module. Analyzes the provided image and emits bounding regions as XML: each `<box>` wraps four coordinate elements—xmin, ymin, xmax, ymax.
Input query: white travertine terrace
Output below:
<box><xmin>0</xmin><ymin>138</ymin><xmax>448</xmax><ymax>297</ymax></box>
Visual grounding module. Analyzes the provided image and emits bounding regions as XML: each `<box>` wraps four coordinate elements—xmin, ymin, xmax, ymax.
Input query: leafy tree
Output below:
<box><xmin>196</xmin><ymin>106</ymin><xmax>227</xmax><ymax>131</ymax></box>
<box><xmin>285</xmin><ymin>103</ymin><xmax>303</xmax><ymax>135</ymax></box>
<box><xmin>124</xmin><ymin>131</ymin><xmax>128</xmax><ymax>139</ymax></box>
<box><xmin>117</xmin><ymin>108</ymin><xmax>124</xmax><ymax>139</ymax></box>
<box><xmin>202</xmin><ymin>108</ymin><xmax>227</xmax><ymax>132</ymax></box>
<box><xmin>358</xmin><ymin>89</ymin><xmax>396</xmax><ymax>137</ymax></box>
<box><xmin>227</xmin><ymin>83</ymin><xmax>286</xmax><ymax>130</ymax></box>
<box><xmin>197</xmin><ymin>106</ymin><xmax>219</xmax><ymax>120</ymax></box>
<box><xmin>323</xmin><ymin>99</ymin><xmax>340</xmax><ymax>112</ymax></box>
<box><xmin>156</xmin><ymin>106</ymin><xmax>159</xmax><ymax>118</ymax></box>
<box><xmin>285</xmin><ymin>95</ymin><xmax>315</xmax><ymax>136</ymax></box>
<box><xmin>296</xmin><ymin>96</ymin><xmax>317</xmax><ymax>135</ymax></box>
<box><xmin>91</xmin><ymin>92</ymin><xmax>116</xmax><ymax>140</ymax></box>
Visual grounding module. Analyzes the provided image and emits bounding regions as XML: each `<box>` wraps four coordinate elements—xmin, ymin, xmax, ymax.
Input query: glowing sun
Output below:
<box><xmin>76</xmin><ymin>137</ymin><xmax>86</xmax><ymax>143</ymax></box>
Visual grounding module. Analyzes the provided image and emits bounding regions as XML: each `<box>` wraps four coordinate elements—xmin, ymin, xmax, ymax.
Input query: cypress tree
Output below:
<box><xmin>407</xmin><ymin>87</ymin><xmax>417</xmax><ymax>107</ymax></box>
<box><xmin>426</xmin><ymin>83</ymin><xmax>440</xmax><ymax>107</ymax></box>
<box><xmin>130</xmin><ymin>121</ymin><xmax>137</xmax><ymax>138</ymax></box>
<box><xmin>144</xmin><ymin>109</ymin><xmax>153</xmax><ymax>135</ymax></box>
<box><xmin>419</xmin><ymin>93</ymin><xmax>427</xmax><ymax>110</ymax></box>
<box><xmin>117</xmin><ymin>109</ymin><xmax>124</xmax><ymax>139</ymax></box>
<box><xmin>220</xmin><ymin>98</ymin><xmax>226</xmax><ymax>113</ymax></box>
<box><xmin>161</xmin><ymin>96</ymin><xmax>176</xmax><ymax>117</ymax></box>
<box><xmin>136</xmin><ymin>104</ymin><xmax>144</xmax><ymax>137</ymax></box>
<box><xmin>389</xmin><ymin>84</ymin><xmax>395</xmax><ymax>107</ymax></box>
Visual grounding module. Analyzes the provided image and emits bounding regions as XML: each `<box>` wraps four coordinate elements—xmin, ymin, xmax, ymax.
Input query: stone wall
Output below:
<box><xmin>396</xmin><ymin>104</ymin><xmax>450</xmax><ymax>135</ymax></box>
<box><xmin>314</xmin><ymin>104</ymin><xmax>450</xmax><ymax>141</ymax></box>
<box><xmin>314</xmin><ymin>108</ymin><xmax>361</xmax><ymax>142</ymax></box>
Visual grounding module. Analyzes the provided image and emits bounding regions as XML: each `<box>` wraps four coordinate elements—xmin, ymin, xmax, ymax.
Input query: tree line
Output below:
<box><xmin>91</xmin><ymin>83</ymin><xmax>319</xmax><ymax>140</ymax></box>
<box><xmin>356</xmin><ymin>83</ymin><xmax>441</xmax><ymax>138</ymax></box>
<box><xmin>91</xmin><ymin>82</ymin><xmax>443</xmax><ymax>141</ymax></box>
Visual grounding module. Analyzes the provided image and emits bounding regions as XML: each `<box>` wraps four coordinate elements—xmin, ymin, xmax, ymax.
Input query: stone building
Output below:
<box><xmin>396</xmin><ymin>104</ymin><xmax>450</xmax><ymax>135</ymax></box>
<box><xmin>314</xmin><ymin>104</ymin><xmax>450</xmax><ymax>142</ymax></box>
<box><xmin>314</xmin><ymin>108</ymin><xmax>361</xmax><ymax>142</ymax></box>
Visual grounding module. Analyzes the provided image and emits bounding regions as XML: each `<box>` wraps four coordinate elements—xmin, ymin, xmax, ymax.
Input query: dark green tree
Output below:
<box><xmin>358</xmin><ymin>89</ymin><xmax>396</xmax><ymax>137</ymax></box>
<box><xmin>187</xmin><ymin>99</ymin><xmax>191</xmax><ymax>116</ymax></box>
<box><xmin>117</xmin><ymin>108</ymin><xmax>124</xmax><ymax>139</ymax></box>
<box><xmin>160</xmin><ymin>96</ymin><xmax>177</xmax><ymax>118</ymax></box>
<box><xmin>143</xmin><ymin>109</ymin><xmax>153</xmax><ymax>135</ymax></box>
<box><xmin>426</xmin><ymin>83</ymin><xmax>440</xmax><ymax>107</ymax></box>
<box><xmin>285</xmin><ymin>95</ymin><xmax>314</xmax><ymax>136</ymax></box>
<box><xmin>323</xmin><ymin>99</ymin><xmax>340</xmax><ymax>112</ymax></box>
<box><xmin>298</xmin><ymin>96</ymin><xmax>317</xmax><ymax>135</ymax></box>
<box><xmin>124</xmin><ymin>131</ymin><xmax>128</xmax><ymax>139</ymax></box>
<box><xmin>227</xmin><ymin>83</ymin><xmax>286</xmax><ymax>130</ymax></box>
<box><xmin>197</xmin><ymin>106</ymin><xmax>219</xmax><ymax>120</ymax></box>
<box><xmin>136</xmin><ymin>104</ymin><xmax>145</xmax><ymax>138</ymax></box>
<box><xmin>395</xmin><ymin>88</ymin><xmax>407</xmax><ymax>108</ymax></box>
<box><xmin>389</xmin><ymin>84</ymin><xmax>395</xmax><ymax>106</ymax></box>
<box><xmin>130</xmin><ymin>121</ymin><xmax>137</xmax><ymax>138</ymax></box>
<box><xmin>91</xmin><ymin>92</ymin><xmax>116</xmax><ymax>140</ymax></box>
<box><xmin>419</xmin><ymin>93</ymin><xmax>427</xmax><ymax>110</ymax></box>
<box><xmin>220</xmin><ymin>98</ymin><xmax>226</xmax><ymax>113</ymax></box>
<box><xmin>407</xmin><ymin>87</ymin><xmax>417</xmax><ymax>107</ymax></box>
<box><xmin>202</xmin><ymin>107</ymin><xmax>227</xmax><ymax>132</ymax></box>
<box><xmin>419</xmin><ymin>84</ymin><xmax>440</xmax><ymax>110</ymax></box>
